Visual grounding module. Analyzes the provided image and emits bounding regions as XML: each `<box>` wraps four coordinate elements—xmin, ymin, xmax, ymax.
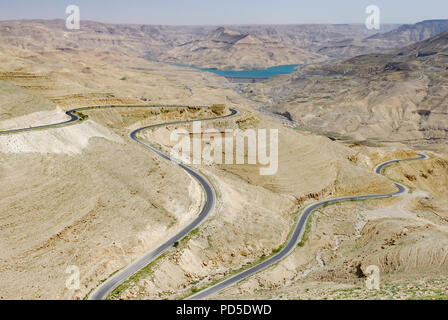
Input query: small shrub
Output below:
<box><xmin>210</xmin><ymin>104</ymin><xmax>226</xmax><ymax>115</ymax></box>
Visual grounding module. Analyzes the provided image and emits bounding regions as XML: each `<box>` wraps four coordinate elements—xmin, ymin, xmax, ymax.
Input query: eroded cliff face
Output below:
<box><xmin>252</xmin><ymin>32</ymin><xmax>448</xmax><ymax>145</ymax></box>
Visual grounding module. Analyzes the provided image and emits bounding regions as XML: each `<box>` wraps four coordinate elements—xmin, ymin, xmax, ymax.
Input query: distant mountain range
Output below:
<box><xmin>0</xmin><ymin>20</ymin><xmax>395</xmax><ymax>70</ymax></box>
<box><xmin>368</xmin><ymin>19</ymin><xmax>448</xmax><ymax>42</ymax></box>
<box><xmin>1</xmin><ymin>19</ymin><xmax>447</xmax><ymax>70</ymax></box>
<box><xmin>157</xmin><ymin>27</ymin><xmax>326</xmax><ymax>70</ymax></box>
<box><xmin>398</xmin><ymin>29</ymin><xmax>448</xmax><ymax>57</ymax></box>
<box><xmin>268</xmin><ymin>28</ymin><xmax>448</xmax><ymax>143</ymax></box>
<box><xmin>317</xmin><ymin>19</ymin><xmax>448</xmax><ymax>58</ymax></box>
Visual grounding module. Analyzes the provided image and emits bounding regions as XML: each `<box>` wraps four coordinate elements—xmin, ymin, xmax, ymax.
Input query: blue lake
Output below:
<box><xmin>172</xmin><ymin>64</ymin><xmax>299</xmax><ymax>79</ymax></box>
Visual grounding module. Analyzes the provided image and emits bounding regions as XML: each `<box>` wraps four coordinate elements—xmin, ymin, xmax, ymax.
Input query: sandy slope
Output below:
<box><xmin>0</xmin><ymin>108</ymin><xmax>227</xmax><ymax>299</ymax></box>
<box><xmin>113</xmin><ymin>113</ymin><xmax>408</xmax><ymax>300</ymax></box>
<box><xmin>0</xmin><ymin>21</ymin><xmax>447</xmax><ymax>301</ymax></box>
<box><xmin>214</xmin><ymin>149</ymin><xmax>448</xmax><ymax>300</ymax></box>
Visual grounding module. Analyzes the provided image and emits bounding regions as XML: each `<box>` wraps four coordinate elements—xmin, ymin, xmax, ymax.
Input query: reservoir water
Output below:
<box><xmin>172</xmin><ymin>63</ymin><xmax>299</xmax><ymax>79</ymax></box>
<box><xmin>199</xmin><ymin>64</ymin><xmax>299</xmax><ymax>78</ymax></box>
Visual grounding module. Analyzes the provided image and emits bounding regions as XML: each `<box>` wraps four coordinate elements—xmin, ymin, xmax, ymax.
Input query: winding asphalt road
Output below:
<box><xmin>188</xmin><ymin>153</ymin><xmax>429</xmax><ymax>300</ymax></box>
<box><xmin>91</xmin><ymin>107</ymin><xmax>238</xmax><ymax>300</ymax></box>
<box><xmin>0</xmin><ymin>105</ymin><xmax>238</xmax><ymax>300</ymax></box>
<box><xmin>1</xmin><ymin>106</ymin><xmax>429</xmax><ymax>301</ymax></box>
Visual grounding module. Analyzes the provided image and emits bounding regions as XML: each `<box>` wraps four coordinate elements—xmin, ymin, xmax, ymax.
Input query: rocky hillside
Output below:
<box><xmin>222</xmin><ymin>24</ymin><xmax>398</xmax><ymax>51</ymax></box>
<box><xmin>0</xmin><ymin>19</ymin><xmax>213</xmax><ymax>58</ymax></box>
<box><xmin>317</xmin><ymin>19</ymin><xmax>448</xmax><ymax>58</ymax></box>
<box><xmin>158</xmin><ymin>27</ymin><xmax>327</xmax><ymax>70</ymax></box>
<box><xmin>398</xmin><ymin>29</ymin><xmax>448</xmax><ymax>56</ymax></box>
<box><xmin>369</xmin><ymin>19</ymin><xmax>448</xmax><ymax>43</ymax></box>
<box><xmin>0</xmin><ymin>20</ymin><xmax>407</xmax><ymax>67</ymax></box>
<box><xmin>257</xmin><ymin>30</ymin><xmax>448</xmax><ymax>144</ymax></box>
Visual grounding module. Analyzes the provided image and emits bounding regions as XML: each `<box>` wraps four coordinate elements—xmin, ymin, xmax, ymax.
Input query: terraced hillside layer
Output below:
<box><xmin>257</xmin><ymin>31</ymin><xmax>448</xmax><ymax>144</ymax></box>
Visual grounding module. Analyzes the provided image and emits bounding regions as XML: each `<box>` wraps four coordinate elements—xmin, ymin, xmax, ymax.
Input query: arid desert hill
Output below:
<box><xmin>257</xmin><ymin>29</ymin><xmax>448</xmax><ymax>144</ymax></box>
<box><xmin>317</xmin><ymin>19</ymin><xmax>448</xmax><ymax>58</ymax></box>
<box><xmin>0</xmin><ymin>20</ymin><xmax>402</xmax><ymax>70</ymax></box>
<box><xmin>2</xmin><ymin>19</ymin><xmax>446</xmax><ymax>70</ymax></box>
<box><xmin>369</xmin><ymin>19</ymin><xmax>448</xmax><ymax>44</ymax></box>
<box><xmin>0</xmin><ymin>19</ymin><xmax>212</xmax><ymax>58</ymax></box>
<box><xmin>157</xmin><ymin>26</ymin><xmax>327</xmax><ymax>70</ymax></box>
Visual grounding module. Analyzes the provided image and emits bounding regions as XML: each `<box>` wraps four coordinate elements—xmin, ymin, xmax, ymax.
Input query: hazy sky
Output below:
<box><xmin>0</xmin><ymin>0</ymin><xmax>447</xmax><ymax>25</ymax></box>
